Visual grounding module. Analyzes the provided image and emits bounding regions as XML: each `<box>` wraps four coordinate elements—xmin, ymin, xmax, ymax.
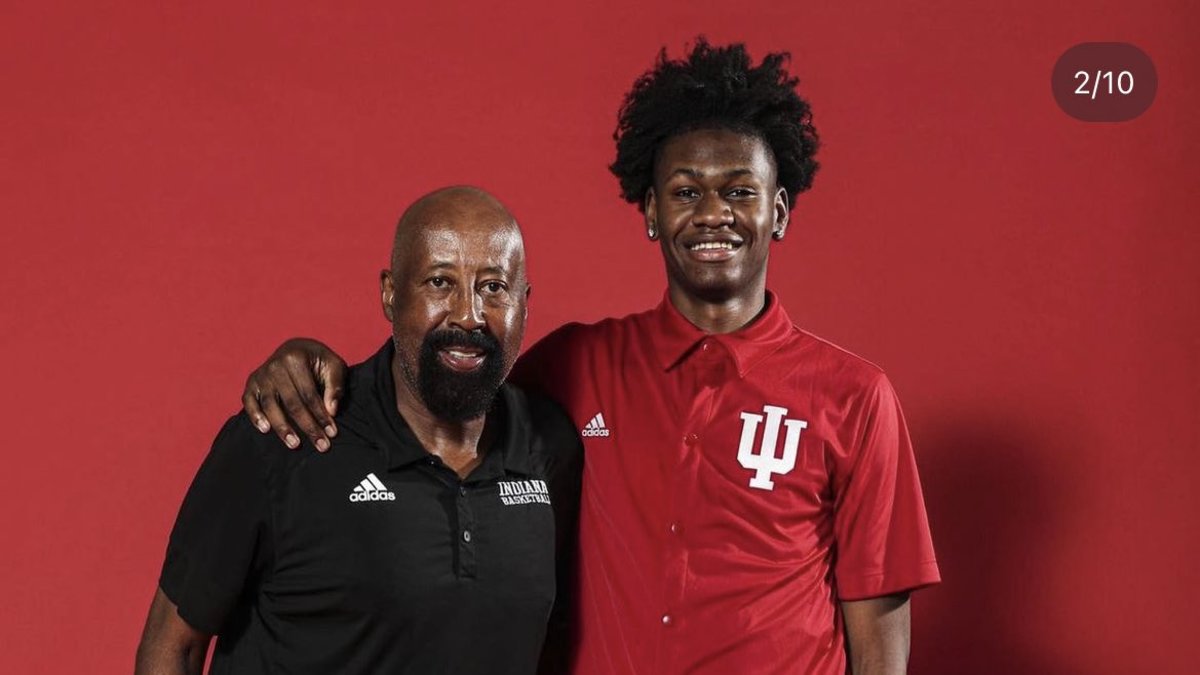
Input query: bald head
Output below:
<box><xmin>391</xmin><ymin>186</ymin><xmax>523</xmax><ymax>275</ymax></box>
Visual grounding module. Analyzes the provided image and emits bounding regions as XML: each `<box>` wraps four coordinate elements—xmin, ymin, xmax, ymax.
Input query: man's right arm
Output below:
<box><xmin>134</xmin><ymin>587</ymin><xmax>211</xmax><ymax>675</ymax></box>
<box><xmin>143</xmin><ymin>414</ymin><xmax>273</xmax><ymax>672</ymax></box>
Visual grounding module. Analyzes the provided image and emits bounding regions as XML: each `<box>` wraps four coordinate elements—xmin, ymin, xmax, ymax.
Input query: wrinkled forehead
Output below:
<box><xmin>400</xmin><ymin>221</ymin><xmax>525</xmax><ymax>275</ymax></box>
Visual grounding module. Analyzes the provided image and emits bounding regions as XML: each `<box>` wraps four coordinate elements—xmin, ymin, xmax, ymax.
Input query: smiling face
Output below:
<box><xmin>646</xmin><ymin>128</ymin><xmax>789</xmax><ymax>306</ymax></box>
<box><xmin>381</xmin><ymin>187</ymin><xmax>528</xmax><ymax>422</ymax></box>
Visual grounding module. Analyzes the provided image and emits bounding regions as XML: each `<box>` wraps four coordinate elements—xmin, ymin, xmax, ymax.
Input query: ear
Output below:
<box><xmin>644</xmin><ymin>188</ymin><xmax>659</xmax><ymax>241</ymax></box>
<box><xmin>380</xmin><ymin>269</ymin><xmax>395</xmax><ymax>321</ymax></box>
<box><xmin>772</xmin><ymin>187</ymin><xmax>790</xmax><ymax>240</ymax></box>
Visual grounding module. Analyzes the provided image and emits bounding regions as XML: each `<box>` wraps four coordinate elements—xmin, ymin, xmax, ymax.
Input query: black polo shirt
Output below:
<box><xmin>159</xmin><ymin>340</ymin><xmax>583</xmax><ymax>674</ymax></box>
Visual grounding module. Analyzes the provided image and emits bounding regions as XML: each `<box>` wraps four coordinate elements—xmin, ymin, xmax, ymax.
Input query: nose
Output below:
<box><xmin>448</xmin><ymin>283</ymin><xmax>485</xmax><ymax>332</ymax></box>
<box><xmin>693</xmin><ymin>191</ymin><xmax>734</xmax><ymax>228</ymax></box>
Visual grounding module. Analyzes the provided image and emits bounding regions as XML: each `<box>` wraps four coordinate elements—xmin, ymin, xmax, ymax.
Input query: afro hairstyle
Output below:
<box><xmin>610</xmin><ymin>37</ymin><xmax>820</xmax><ymax>212</ymax></box>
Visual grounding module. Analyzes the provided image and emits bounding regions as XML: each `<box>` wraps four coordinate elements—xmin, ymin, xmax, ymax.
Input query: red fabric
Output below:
<box><xmin>513</xmin><ymin>291</ymin><xmax>940</xmax><ymax>675</ymax></box>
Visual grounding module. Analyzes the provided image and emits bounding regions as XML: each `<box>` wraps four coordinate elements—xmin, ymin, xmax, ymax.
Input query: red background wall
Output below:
<box><xmin>2</xmin><ymin>1</ymin><xmax>1196</xmax><ymax>672</ymax></box>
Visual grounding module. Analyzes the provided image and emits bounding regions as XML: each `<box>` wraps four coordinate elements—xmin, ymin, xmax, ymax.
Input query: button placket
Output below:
<box><xmin>665</xmin><ymin>343</ymin><xmax>732</xmax><ymax>670</ymax></box>
<box><xmin>455</xmin><ymin>483</ymin><xmax>477</xmax><ymax>579</ymax></box>
<box><xmin>658</xmin><ymin>349</ymin><xmax>723</xmax><ymax>673</ymax></box>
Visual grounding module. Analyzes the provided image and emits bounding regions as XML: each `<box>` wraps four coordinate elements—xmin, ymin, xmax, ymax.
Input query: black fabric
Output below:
<box><xmin>159</xmin><ymin>340</ymin><xmax>583</xmax><ymax>674</ymax></box>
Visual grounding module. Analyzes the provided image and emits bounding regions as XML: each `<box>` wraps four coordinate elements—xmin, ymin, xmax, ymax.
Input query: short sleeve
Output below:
<box><xmin>832</xmin><ymin>373</ymin><xmax>940</xmax><ymax>600</ymax></box>
<box><xmin>159</xmin><ymin>414</ymin><xmax>273</xmax><ymax>634</ymax></box>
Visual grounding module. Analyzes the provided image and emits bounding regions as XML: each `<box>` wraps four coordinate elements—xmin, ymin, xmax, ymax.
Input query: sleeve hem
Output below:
<box><xmin>836</xmin><ymin>559</ymin><xmax>942</xmax><ymax>601</ymax></box>
<box><xmin>159</xmin><ymin>571</ymin><xmax>224</xmax><ymax>635</ymax></box>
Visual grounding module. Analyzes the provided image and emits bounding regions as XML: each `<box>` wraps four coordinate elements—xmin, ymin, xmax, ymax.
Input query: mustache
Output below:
<box><xmin>423</xmin><ymin>328</ymin><xmax>500</xmax><ymax>355</ymax></box>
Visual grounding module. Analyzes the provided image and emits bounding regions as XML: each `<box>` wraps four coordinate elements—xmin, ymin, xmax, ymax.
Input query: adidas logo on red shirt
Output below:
<box><xmin>582</xmin><ymin>413</ymin><xmax>611</xmax><ymax>438</ymax></box>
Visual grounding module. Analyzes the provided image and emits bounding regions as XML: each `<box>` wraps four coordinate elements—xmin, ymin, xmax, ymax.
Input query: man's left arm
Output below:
<box><xmin>841</xmin><ymin>592</ymin><xmax>911</xmax><ymax>675</ymax></box>
<box><xmin>831</xmin><ymin>372</ymin><xmax>940</xmax><ymax>673</ymax></box>
<box><xmin>134</xmin><ymin>587</ymin><xmax>212</xmax><ymax>675</ymax></box>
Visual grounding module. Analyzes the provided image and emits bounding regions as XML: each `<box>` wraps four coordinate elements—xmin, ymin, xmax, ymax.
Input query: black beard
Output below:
<box><xmin>410</xmin><ymin>328</ymin><xmax>506</xmax><ymax>423</ymax></box>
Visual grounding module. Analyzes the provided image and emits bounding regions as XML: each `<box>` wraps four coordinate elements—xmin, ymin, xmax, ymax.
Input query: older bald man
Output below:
<box><xmin>135</xmin><ymin>187</ymin><xmax>583</xmax><ymax>675</ymax></box>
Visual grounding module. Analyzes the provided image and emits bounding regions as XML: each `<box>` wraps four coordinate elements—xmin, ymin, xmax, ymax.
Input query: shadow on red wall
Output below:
<box><xmin>913</xmin><ymin>416</ymin><xmax>1081</xmax><ymax>674</ymax></box>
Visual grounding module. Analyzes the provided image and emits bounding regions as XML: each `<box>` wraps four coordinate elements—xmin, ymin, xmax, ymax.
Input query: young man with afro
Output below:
<box><xmin>238</xmin><ymin>39</ymin><xmax>940</xmax><ymax>675</ymax></box>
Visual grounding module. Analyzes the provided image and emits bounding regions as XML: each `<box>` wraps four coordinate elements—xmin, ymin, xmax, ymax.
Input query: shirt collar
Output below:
<box><xmin>652</xmin><ymin>290</ymin><xmax>795</xmax><ymax>378</ymax></box>
<box><xmin>360</xmin><ymin>340</ymin><xmax>532</xmax><ymax>476</ymax></box>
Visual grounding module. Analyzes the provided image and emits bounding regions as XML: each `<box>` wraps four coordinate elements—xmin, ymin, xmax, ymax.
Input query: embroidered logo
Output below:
<box><xmin>581</xmin><ymin>412</ymin><xmax>611</xmax><ymax>438</ymax></box>
<box><xmin>498</xmin><ymin>479</ymin><xmax>551</xmax><ymax>506</ymax></box>
<box><xmin>736</xmin><ymin>405</ymin><xmax>808</xmax><ymax>491</ymax></box>
<box><xmin>348</xmin><ymin>473</ymin><xmax>396</xmax><ymax>502</ymax></box>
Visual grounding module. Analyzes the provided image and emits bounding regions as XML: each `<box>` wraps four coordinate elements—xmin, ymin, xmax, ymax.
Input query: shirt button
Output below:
<box><xmin>462</xmin><ymin>530</ymin><xmax>472</xmax><ymax>543</ymax></box>
<box><xmin>701</xmin><ymin>342</ymin><xmax>710</xmax><ymax>351</ymax></box>
<box><xmin>459</xmin><ymin>486</ymin><xmax>468</xmax><ymax>497</ymax></box>
<box><xmin>684</xmin><ymin>433</ymin><xmax>699</xmax><ymax>446</ymax></box>
<box><xmin>669</xmin><ymin>522</ymin><xmax>680</xmax><ymax>534</ymax></box>
<box><xmin>661</xmin><ymin>614</ymin><xmax>673</xmax><ymax>626</ymax></box>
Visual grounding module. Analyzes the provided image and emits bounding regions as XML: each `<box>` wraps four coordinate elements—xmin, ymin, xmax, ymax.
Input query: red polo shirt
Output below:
<box><xmin>512</xmin><ymin>291</ymin><xmax>939</xmax><ymax>675</ymax></box>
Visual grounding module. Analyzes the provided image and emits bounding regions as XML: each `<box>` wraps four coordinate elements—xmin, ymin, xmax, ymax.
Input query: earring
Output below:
<box><xmin>648</xmin><ymin>227</ymin><xmax>658</xmax><ymax>241</ymax></box>
<box><xmin>772</xmin><ymin>230</ymin><xmax>785</xmax><ymax>241</ymax></box>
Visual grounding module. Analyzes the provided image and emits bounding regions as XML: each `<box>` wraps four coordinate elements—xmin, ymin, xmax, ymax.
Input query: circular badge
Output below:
<box><xmin>1051</xmin><ymin>43</ymin><xmax>1157</xmax><ymax>122</ymax></box>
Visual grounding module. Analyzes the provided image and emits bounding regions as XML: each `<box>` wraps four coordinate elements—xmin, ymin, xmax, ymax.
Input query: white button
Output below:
<box><xmin>462</xmin><ymin>530</ymin><xmax>472</xmax><ymax>543</ymax></box>
<box><xmin>701</xmin><ymin>342</ymin><xmax>710</xmax><ymax>351</ymax></box>
<box><xmin>661</xmin><ymin>614</ymin><xmax>672</xmax><ymax>626</ymax></box>
<box><xmin>669</xmin><ymin>522</ymin><xmax>679</xmax><ymax>534</ymax></box>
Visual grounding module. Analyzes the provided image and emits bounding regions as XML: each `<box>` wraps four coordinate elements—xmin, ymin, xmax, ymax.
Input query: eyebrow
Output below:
<box><xmin>668</xmin><ymin>168</ymin><xmax>755</xmax><ymax>180</ymax></box>
<box><xmin>426</xmin><ymin>261</ymin><xmax>509</xmax><ymax>275</ymax></box>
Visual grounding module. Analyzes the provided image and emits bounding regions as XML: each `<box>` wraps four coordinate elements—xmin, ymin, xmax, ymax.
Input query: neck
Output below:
<box><xmin>391</xmin><ymin>359</ymin><xmax>492</xmax><ymax>478</ymax></box>
<box><xmin>667</xmin><ymin>278</ymin><xmax>768</xmax><ymax>335</ymax></box>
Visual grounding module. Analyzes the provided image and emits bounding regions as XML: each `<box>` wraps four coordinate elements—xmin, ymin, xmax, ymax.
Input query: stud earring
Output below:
<box><xmin>648</xmin><ymin>227</ymin><xmax>658</xmax><ymax>241</ymax></box>
<box><xmin>772</xmin><ymin>230</ymin><xmax>785</xmax><ymax>241</ymax></box>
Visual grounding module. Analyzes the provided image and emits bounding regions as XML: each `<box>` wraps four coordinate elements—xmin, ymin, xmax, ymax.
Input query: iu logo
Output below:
<box><xmin>736</xmin><ymin>405</ymin><xmax>808</xmax><ymax>491</ymax></box>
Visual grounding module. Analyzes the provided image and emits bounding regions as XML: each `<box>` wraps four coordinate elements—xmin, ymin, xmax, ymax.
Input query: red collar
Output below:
<box><xmin>651</xmin><ymin>290</ymin><xmax>796</xmax><ymax>378</ymax></box>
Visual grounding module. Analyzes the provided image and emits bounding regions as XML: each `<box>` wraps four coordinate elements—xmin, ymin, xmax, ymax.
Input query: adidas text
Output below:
<box><xmin>349</xmin><ymin>491</ymin><xmax>396</xmax><ymax>502</ymax></box>
<box><xmin>349</xmin><ymin>473</ymin><xmax>396</xmax><ymax>503</ymax></box>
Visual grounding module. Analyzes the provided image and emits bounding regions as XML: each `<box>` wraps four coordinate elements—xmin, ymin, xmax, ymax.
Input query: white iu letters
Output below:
<box><xmin>736</xmin><ymin>405</ymin><xmax>808</xmax><ymax>491</ymax></box>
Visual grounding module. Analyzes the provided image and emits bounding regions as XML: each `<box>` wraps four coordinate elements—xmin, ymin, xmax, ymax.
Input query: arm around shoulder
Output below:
<box><xmin>241</xmin><ymin>337</ymin><xmax>347</xmax><ymax>452</ymax></box>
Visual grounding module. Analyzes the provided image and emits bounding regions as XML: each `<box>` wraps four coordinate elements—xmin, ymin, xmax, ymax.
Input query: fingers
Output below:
<box><xmin>239</xmin><ymin>338</ymin><xmax>347</xmax><ymax>453</ymax></box>
<box><xmin>241</xmin><ymin>362</ymin><xmax>317</xmax><ymax>451</ymax></box>
<box><xmin>323</xmin><ymin>389</ymin><xmax>339</xmax><ymax>420</ymax></box>
<box><xmin>318</xmin><ymin>356</ymin><xmax>348</xmax><ymax>427</ymax></box>
<box><xmin>259</xmin><ymin>388</ymin><xmax>304</xmax><ymax>450</ymax></box>
<box><xmin>280</xmin><ymin>357</ymin><xmax>333</xmax><ymax>452</ymax></box>
<box><xmin>241</xmin><ymin>388</ymin><xmax>271</xmax><ymax>434</ymax></box>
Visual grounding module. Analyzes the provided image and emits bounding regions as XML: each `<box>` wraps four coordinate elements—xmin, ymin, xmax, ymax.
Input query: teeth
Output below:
<box><xmin>690</xmin><ymin>241</ymin><xmax>736</xmax><ymax>251</ymax></box>
<box><xmin>446</xmin><ymin>349</ymin><xmax>482</xmax><ymax>358</ymax></box>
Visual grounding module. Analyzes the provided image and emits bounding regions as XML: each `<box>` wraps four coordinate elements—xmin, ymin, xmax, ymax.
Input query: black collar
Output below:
<box><xmin>358</xmin><ymin>340</ymin><xmax>533</xmax><ymax>478</ymax></box>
